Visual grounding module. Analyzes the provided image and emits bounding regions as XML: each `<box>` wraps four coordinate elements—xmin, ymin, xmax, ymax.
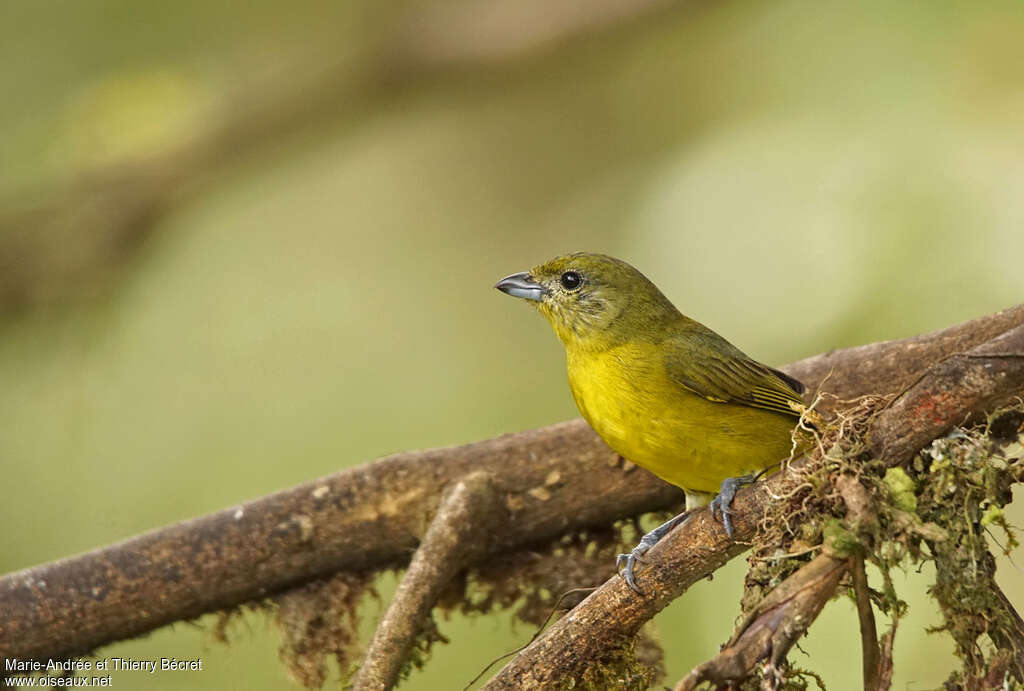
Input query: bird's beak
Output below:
<box><xmin>494</xmin><ymin>272</ymin><xmax>546</xmax><ymax>302</ymax></box>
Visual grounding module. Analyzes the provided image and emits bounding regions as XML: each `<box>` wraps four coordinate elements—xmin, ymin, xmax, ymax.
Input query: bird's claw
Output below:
<box><xmin>615</xmin><ymin>510</ymin><xmax>693</xmax><ymax>594</ymax></box>
<box><xmin>616</xmin><ymin>547</ymin><xmax>649</xmax><ymax>593</ymax></box>
<box><xmin>710</xmin><ymin>474</ymin><xmax>756</xmax><ymax>539</ymax></box>
<box><xmin>709</xmin><ymin>494</ymin><xmax>734</xmax><ymax>538</ymax></box>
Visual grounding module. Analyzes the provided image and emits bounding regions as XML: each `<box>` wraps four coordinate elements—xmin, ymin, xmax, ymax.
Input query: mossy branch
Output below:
<box><xmin>485</xmin><ymin>318</ymin><xmax>1024</xmax><ymax>689</ymax></box>
<box><xmin>850</xmin><ymin>555</ymin><xmax>883</xmax><ymax>691</ymax></box>
<box><xmin>0</xmin><ymin>306</ymin><xmax>1022</xmax><ymax>687</ymax></box>
<box><xmin>670</xmin><ymin>479</ymin><xmax>884</xmax><ymax>691</ymax></box>
<box><xmin>353</xmin><ymin>472</ymin><xmax>504</xmax><ymax>690</ymax></box>
<box><xmin>674</xmin><ymin>553</ymin><xmax>848</xmax><ymax>691</ymax></box>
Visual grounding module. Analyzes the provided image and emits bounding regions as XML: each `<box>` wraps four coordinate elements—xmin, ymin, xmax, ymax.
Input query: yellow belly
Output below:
<box><xmin>567</xmin><ymin>343</ymin><xmax>797</xmax><ymax>495</ymax></box>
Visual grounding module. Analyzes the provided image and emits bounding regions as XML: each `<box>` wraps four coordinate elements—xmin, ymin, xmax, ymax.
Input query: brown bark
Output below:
<box><xmin>0</xmin><ymin>305</ymin><xmax>1021</xmax><ymax>670</ymax></box>
<box><xmin>483</xmin><ymin>313</ymin><xmax>1024</xmax><ymax>689</ymax></box>
<box><xmin>835</xmin><ymin>476</ymin><xmax>882</xmax><ymax>690</ymax></box>
<box><xmin>0</xmin><ymin>421</ymin><xmax>679</xmax><ymax>665</ymax></box>
<box><xmin>673</xmin><ymin>554</ymin><xmax>848</xmax><ymax>691</ymax></box>
<box><xmin>668</xmin><ymin>478</ymin><xmax>883</xmax><ymax>691</ymax></box>
<box><xmin>352</xmin><ymin>472</ymin><xmax>503</xmax><ymax>690</ymax></box>
<box><xmin>850</xmin><ymin>556</ymin><xmax>881</xmax><ymax>691</ymax></box>
<box><xmin>785</xmin><ymin>304</ymin><xmax>1024</xmax><ymax>415</ymax></box>
<box><xmin>867</xmin><ymin>322</ymin><xmax>1024</xmax><ymax>464</ymax></box>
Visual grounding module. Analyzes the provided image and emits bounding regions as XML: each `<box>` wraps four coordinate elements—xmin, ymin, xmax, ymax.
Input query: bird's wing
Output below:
<box><xmin>663</xmin><ymin>327</ymin><xmax>806</xmax><ymax>419</ymax></box>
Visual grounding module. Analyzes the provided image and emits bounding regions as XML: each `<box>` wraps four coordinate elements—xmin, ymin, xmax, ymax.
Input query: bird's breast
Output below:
<box><xmin>566</xmin><ymin>343</ymin><xmax>668</xmax><ymax>459</ymax></box>
<box><xmin>565</xmin><ymin>343</ymin><xmax>795</xmax><ymax>494</ymax></box>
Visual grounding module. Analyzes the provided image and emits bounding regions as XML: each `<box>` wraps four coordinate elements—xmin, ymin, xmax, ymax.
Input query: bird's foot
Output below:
<box><xmin>615</xmin><ymin>547</ymin><xmax>648</xmax><ymax>593</ymax></box>
<box><xmin>709</xmin><ymin>474</ymin><xmax>757</xmax><ymax>538</ymax></box>
<box><xmin>616</xmin><ymin>510</ymin><xmax>692</xmax><ymax>593</ymax></box>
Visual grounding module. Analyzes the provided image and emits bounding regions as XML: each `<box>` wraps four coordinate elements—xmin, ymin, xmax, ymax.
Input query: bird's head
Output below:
<box><xmin>494</xmin><ymin>252</ymin><xmax>680</xmax><ymax>350</ymax></box>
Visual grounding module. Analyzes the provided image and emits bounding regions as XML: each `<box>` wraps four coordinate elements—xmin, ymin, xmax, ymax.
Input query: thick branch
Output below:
<box><xmin>0</xmin><ymin>421</ymin><xmax>679</xmax><ymax>665</ymax></box>
<box><xmin>0</xmin><ymin>305</ymin><xmax>1021</xmax><ymax>666</ymax></box>
<box><xmin>483</xmin><ymin>317</ymin><xmax>1024</xmax><ymax>689</ymax></box>
<box><xmin>786</xmin><ymin>304</ymin><xmax>1024</xmax><ymax>416</ymax></box>
<box><xmin>868</xmin><ymin>322</ymin><xmax>1024</xmax><ymax>464</ymax></box>
<box><xmin>353</xmin><ymin>472</ymin><xmax>502</xmax><ymax>690</ymax></box>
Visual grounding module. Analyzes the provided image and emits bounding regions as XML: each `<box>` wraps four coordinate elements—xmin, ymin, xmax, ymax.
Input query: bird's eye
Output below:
<box><xmin>560</xmin><ymin>271</ymin><xmax>582</xmax><ymax>291</ymax></box>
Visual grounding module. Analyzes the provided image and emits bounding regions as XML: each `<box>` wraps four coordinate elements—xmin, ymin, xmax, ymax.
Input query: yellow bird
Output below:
<box><xmin>495</xmin><ymin>252</ymin><xmax>806</xmax><ymax>591</ymax></box>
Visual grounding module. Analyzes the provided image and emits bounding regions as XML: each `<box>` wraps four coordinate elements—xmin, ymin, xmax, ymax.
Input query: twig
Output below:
<box><xmin>673</xmin><ymin>554</ymin><xmax>848</xmax><ymax>691</ymax></box>
<box><xmin>849</xmin><ymin>556</ymin><xmax>880</xmax><ymax>691</ymax></box>
<box><xmin>877</xmin><ymin>619</ymin><xmax>897</xmax><ymax>690</ymax></box>
<box><xmin>354</xmin><ymin>473</ymin><xmax>502</xmax><ymax>690</ymax></box>
<box><xmin>989</xmin><ymin>583</ymin><xmax>1024</xmax><ymax>682</ymax></box>
<box><xmin>0</xmin><ymin>306</ymin><xmax>1021</xmax><ymax>667</ymax></box>
<box><xmin>834</xmin><ymin>476</ymin><xmax>882</xmax><ymax>690</ymax></box>
<box><xmin>835</xmin><ymin>475</ymin><xmax>876</xmax><ymax>532</ymax></box>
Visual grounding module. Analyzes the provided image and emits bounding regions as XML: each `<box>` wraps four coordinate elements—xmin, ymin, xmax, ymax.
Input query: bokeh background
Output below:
<box><xmin>2</xmin><ymin>0</ymin><xmax>1023</xmax><ymax>688</ymax></box>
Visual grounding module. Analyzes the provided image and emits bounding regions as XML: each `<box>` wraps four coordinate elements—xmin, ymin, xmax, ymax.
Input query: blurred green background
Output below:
<box><xmin>2</xmin><ymin>0</ymin><xmax>1023</xmax><ymax>688</ymax></box>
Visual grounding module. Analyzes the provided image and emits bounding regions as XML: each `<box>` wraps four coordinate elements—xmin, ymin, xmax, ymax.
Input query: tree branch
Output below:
<box><xmin>673</xmin><ymin>553</ymin><xmax>848</xmax><ymax>691</ymax></box>
<box><xmin>483</xmin><ymin>316</ymin><xmax>1024</xmax><ymax>689</ymax></box>
<box><xmin>663</xmin><ymin>466</ymin><xmax>918</xmax><ymax>691</ymax></box>
<box><xmin>669</xmin><ymin>474</ymin><xmax>883</xmax><ymax>691</ymax></box>
<box><xmin>0</xmin><ymin>305</ymin><xmax>1021</xmax><ymax>669</ymax></box>
<box><xmin>850</xmin><ymin>556</ymin><xmax>880</xmax><ymax>691</ymax></box>
<box><xmin>784</xmin><ymin>304</ymin><xmax>1024</xmax><ymax>416</ymax></box>
<box><xmin>867</xmin><ymin>322</ymin><xmax>1024</xmax><ymax>464</ymax></box>
<box><xmin>353</xmin><ymin>472</ymin><xmax>502</xmax><ymax>690</ymax></box>
<box><xmin>835</xmin><ymin>474</ymin><xmax>882</xmax><ymax>691</ymax></box>
<box><xmin>0</xmin><ymin>421</ymin><xmax>680</xmax><ymax>665</ymax></box>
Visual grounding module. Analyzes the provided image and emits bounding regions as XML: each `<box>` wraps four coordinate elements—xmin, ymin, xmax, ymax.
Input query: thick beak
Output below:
<box><xmin>494</xmin><ymin>272</ymin><xmax>546</xmax><ymax>302</ymax></box>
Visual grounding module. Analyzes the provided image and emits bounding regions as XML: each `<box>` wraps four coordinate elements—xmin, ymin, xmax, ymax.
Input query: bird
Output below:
<box><xmin>495</xmin><ymin>252</ymin><xmax>808</xmax><ymax>592</ymax></box>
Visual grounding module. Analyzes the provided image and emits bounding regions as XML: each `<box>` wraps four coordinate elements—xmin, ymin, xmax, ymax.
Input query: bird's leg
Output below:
<box><xmin>616</xmin><ymin>510</ymin><xmax>693</xmax><ymax>593</ymax></box>
<box><xmin>709</xmin><ymin>473</ymin><xmax>757</xmax><ymax>538</ymax></box>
